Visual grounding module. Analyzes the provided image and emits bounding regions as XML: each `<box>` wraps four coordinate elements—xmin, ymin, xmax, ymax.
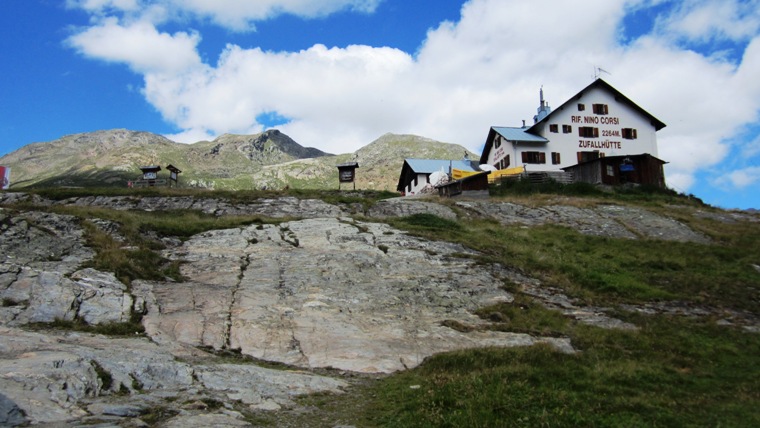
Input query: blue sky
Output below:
<box><xmin>1</xmin><ymin>0</ymin><xmax>759</xmax><ymax>209</ymax></box>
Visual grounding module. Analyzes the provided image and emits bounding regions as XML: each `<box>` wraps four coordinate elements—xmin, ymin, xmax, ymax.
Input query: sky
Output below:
<box><xmin>1</xmin><ymin>0</ymin><xmax>759</xmax><ymax>209</ymax></box>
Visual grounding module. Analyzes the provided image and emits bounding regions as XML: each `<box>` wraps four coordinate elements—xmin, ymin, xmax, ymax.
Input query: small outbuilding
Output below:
<box><xmin>436</xmin><ymin>171</ymin><xmax>491</xmax><ymax>198</ymax></box>
<box><xmin>396</xmin><ymin>158</ymin><xmax>479</xmax><ymax>196</ymax></box>
<box><xmin>561</xmin><ymin>153</ymin><xmax>667</xmax><ymax>187</ymax></box>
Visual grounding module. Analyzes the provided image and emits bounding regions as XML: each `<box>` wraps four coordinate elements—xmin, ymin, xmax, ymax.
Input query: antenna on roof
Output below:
<box><xmin>594</xmin><ymin>66</ymin><xmax>610</xmax><ymax>80</ymax></box>
<box><xmin>540</xmin><ymin>85</ymin><xmax>544</xmax><ymax>106</ymax></box>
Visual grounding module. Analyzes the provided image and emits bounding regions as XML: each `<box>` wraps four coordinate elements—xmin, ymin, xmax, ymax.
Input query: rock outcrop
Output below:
<box><xmin>144</xmin><ymin>217</ymin><xmax>573</xmax><ymax>373</ymax></box>
<box><xmin>0</xmin><ymin>192</ymin><xmax>754</xmax><ymax>426</ymax></box>
<box><xmin>454</xmin><ymin>200</ymin><xmax>711</xmax><ymax>242</ymax></box>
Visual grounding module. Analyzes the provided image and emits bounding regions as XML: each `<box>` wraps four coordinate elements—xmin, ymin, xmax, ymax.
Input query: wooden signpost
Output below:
<box><xmin>336</xmin><ymin>162</ymin><xmax>359</xmax><ymax>190</ymax></box>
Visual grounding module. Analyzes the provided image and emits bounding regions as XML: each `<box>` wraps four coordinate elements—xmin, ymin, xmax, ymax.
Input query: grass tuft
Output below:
<box><xmin>29</xmin><ymin>318</ymin><xmax>145</xmax><ymax>336</ymax></box>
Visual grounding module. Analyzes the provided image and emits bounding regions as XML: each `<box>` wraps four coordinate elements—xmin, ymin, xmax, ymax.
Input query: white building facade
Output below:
<box><xmin>396</xmin><ymin>158</ymin><xmax>478</xmax><ymax>195</ymax></box>
<box><xmin>479</xmin><ymin>79</ymin><xmax>666</xmax><ymax>172</ymax></box>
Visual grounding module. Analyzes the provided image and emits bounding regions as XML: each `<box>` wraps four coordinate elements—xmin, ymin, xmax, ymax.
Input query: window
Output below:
<box><xmin>578</xmin><ymin>103</ymin><xmax>585</xmax><ymax>111</ymax></box>
<box><xmin>494</xmin><ymin>137</ymin><xmax>501</xmax><ymax>148</ymax></box>
<box><xmin>592</xmin><ymin>104</ymin><xmax>609</xmax><ymax>115</ymax></box>
<box><xmin>579</xmin><ymin>127</ymin><xmax>599</xmax><ymax>138</ymax></box>
<box><xmin>549</xmin><ymin>124</ymin><xmax>558</xmax><ymax>133</ymax></box>
<box><xmin>562</xmin><ymin>125</ymin><xmax>572</xmax><ymax>134</ymax></box>
<box><xmin>606</xmin><ymin>165</ymin><xmax>615</xmax><ymax>176</ymax></box>
<box><xmin>496</xmin><ymin>155</ymin><xmax>510</xmax><ymax>170</ymax></box>
<box><xmin>622</xmin><ymin>128</ymin><xmax>638</xmax><ymax>139</ymax></box>
<box><xmin>522</xmin><ymin>151</ymin><xmax>546</xmax><ymax>164</ymax></box>
<box><xmin>551</xmin><ymin>152</ymin><xmax>561</xmax><ymax>165</ymax></box>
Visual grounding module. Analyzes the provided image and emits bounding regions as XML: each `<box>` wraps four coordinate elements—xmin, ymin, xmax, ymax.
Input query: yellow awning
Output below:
<box><xmin>451</xmin><ymin>168</ymin><xmax>482</xmax><ymax>180</ymax></box>
<box><xmin>488</xmin><ymin>166</ymin><xmax>524</xmax><ymax>183</ymax></box>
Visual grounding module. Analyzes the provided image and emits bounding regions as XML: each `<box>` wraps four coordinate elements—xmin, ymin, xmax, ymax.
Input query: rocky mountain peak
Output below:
<box><xmin>208</xmin><ymin>130</ymin><xmax>331</xmax><ymax>162</ymax></box>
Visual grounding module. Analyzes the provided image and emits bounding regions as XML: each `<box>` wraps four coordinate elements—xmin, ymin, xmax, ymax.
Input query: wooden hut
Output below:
<box><xmin>436</xmin><ymin>171</ymin><xmax>491</xmax><ymax>198</ymax></box>
<box><xmin>561</xmin><ymin>154</ymin><xmax>667</xmax><ymax>187</ymax></box>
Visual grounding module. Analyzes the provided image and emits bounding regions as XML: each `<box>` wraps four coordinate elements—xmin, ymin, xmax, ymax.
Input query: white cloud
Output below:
<box><xmin>67</xmin><ymin>0</ymin><xmax>760</xmax><ymax>193</ymax></box>
<box><xmin>67</xmin><ymin>0</ymin><xmax>141</xmax><ymax>13</ymax></box>
<box><xmin>742</xmin><ymin>134</ymin><xmax>760</xmax><ymax>158</ymax></box>
<box><xmin>67</xmin><ymin>0</ymin><xmax>383</xmax><ymax>31</ymax></box>
<box><xmin>163</xmin><ymin>128</ymin><xmax>216</xmax><ymax>144</ymax></box>
<box><xmin>664</xmin><ymin>171</ymin><xmax>695</xmax><ymax>193</ymax></box>
<box><xmin>716</xmin><ymin>166</ymin><xmax>760</xmax><ymax>189</ymax></box>
<box><xmin>165</xmin><ymin>0</ymin><xmax>382</xmax><ymax>30</ymax></box>
<box><xmin>655</xmin><ymin>0</ymin><xmax>760</xmax><ymax>43</ymax></box>
<box><xmin>67</xmin><ymin>18</ymin><xmax>202</xmax><ymax>73</ymax></box>
<box><xmin>138</xmin><ymin>42</ymin><xmax>417</xmax><ymax>152</ymax></box>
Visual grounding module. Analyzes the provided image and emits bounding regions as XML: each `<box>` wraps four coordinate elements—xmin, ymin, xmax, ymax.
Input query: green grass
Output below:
<box><xmin>384</xmin><ymin>214</ymin><xmax>760</xmax><ymax>310</ymax></box>
<box><xmin>489</xmin><ymin>179</ymin><xmax>704</xmax><ymax>207</ymax></box>
<box><xmin>491</xmin><ymin>178</ymin><xmax>605</xmax><ymax>198</ymax></box>
<box><xmin>29</xmin><ymin>318</ymin><xmax>145</xmax><ymax>336</ymax></box>
<box><xmin>79</xmin><ymin>219</ymin><xmax>182</xmax><ymax>286</ymax></box>
<box><xmin>384</xmin><ymin>214</ymin><xmax>465</xmax><ymax>244</ymax></box>
<box><xmin>475</xmin><ymin>293</ymin><xmax>571</xmax><ymax>337</ymax></box>
<box><xmin>296</xmin><ymin>315</ymin><xmax>758</xmax><ymax>428</ymax></box>
<box><xmin>23</xmin><ymin>186</ymin><xmax>398</xmax><ymax>207</ymax></box>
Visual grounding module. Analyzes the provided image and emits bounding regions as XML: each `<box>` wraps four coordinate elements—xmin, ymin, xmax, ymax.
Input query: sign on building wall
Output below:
<box><xmin>0</xmin><ymin>166</ymin><xmax>10</xmax><ymax>190</ymax></box>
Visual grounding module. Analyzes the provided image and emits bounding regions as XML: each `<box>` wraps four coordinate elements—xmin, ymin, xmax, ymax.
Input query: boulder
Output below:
<box><xmin>367</xmin><ymin>197</ymin><xmax>457</xmax><ymax>220</ymax></box>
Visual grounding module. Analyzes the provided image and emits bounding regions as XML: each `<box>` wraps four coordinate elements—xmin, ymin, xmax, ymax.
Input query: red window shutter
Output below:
<box><xmin>522</xmin><ymin>152</ymin><xmax>528</xmax><ymax>163</ymax></box>
<box><xmin>539</xmin><ymin>152</ymin><xmax>546</xmax><ymax>164</ymax></box>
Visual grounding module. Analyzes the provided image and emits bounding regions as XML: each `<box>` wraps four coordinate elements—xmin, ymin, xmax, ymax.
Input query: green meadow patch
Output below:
<box><xmin>304</xmin><ymin>316</ymin><xmax>759</xmax><ymax>428</ymax></box>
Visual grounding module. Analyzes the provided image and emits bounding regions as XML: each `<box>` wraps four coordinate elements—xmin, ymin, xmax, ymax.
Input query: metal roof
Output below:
<box><xmin>492</xmin><ymin>127</ymin><xmax>549</xmax><ymax>143</ymax></box>
<box><xmin>404</xmin><ymin>158</ymin><xmax>479</xmax><ymax>173</ymax></box>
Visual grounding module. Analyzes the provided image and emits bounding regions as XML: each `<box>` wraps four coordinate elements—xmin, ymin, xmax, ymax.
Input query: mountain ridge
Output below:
<box><xmin>1</xmin><ymin>129</ymin><xmax>477</xmax><ymax>191</ymax></box>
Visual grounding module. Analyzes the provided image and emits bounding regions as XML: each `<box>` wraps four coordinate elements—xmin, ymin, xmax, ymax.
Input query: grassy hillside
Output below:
<box><xmin>8</xmin><ymin>185</ymin><xmax>759</xmax><ymax>427</ymax></box>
